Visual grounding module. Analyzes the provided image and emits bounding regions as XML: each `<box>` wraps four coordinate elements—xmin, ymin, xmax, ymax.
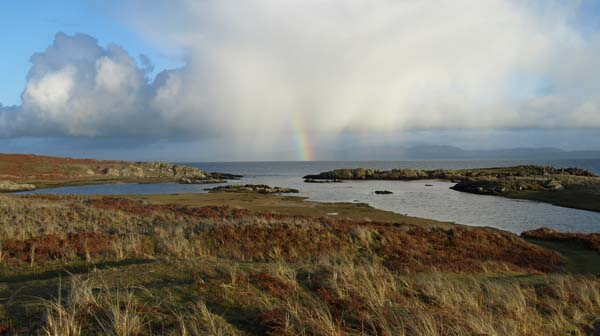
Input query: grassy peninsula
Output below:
<box><xmin>0</xmin><ymin>153</ymin><xmax>239</xmax><ymax>192</ymax></box>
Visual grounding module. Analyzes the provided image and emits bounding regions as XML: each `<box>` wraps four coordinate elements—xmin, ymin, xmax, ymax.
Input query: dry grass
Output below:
<box><xmin>0</xmin><ymin>194</ymin><xmax>597</xmax><ymax>334</ymax></box>
<box><xmin>40</xmin><ymin>276</ymin><xmax>148</xmax><ymax>336</ymax></box>
<box><xmin>33</xmin><ymin>264</ymin><xmax>600</xmax><ymax>336</ymax></box>
<box><xmin>0</xmin><ymin>153</ymin><xmax>121</xmax><ymax>181</ymax></box>
<box><xmin>522</xmin><ymin>227</ymin><xmax>600</xmax><ymax>253</ymax></box>
<box><xmin>176</xmin><ymin>302</ymin><xmax>238</xmax><ymax>336</ymax></box>
<box><xmin>22</xmin><ymin>263</ymin><xmax>600</xmax><ymax>336</ymax></box>
<box><xmin>253</xmin><ymin>263</ymin><xmax>600</xmax><ymax>336</ymax></box>
<box><xmin>0</xmin><ymin>195</ymin><xmax>564</xmax><ymax>273</ymax></box>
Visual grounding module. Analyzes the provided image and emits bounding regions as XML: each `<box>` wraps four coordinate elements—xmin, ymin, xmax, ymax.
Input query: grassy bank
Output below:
<box><xmin>507</xmin><ymin>188</ymin><xmax>600</xmax><ymax>212</ymax></box>
<box><xmin>0</xmin><ymin>193</ymin><xmax>598</xmax><ymax>334</ymax></box>
<box><xmin>0</xmin><ymin>153</ymin><xmax>233</xmax><ymax>192</ymax></box>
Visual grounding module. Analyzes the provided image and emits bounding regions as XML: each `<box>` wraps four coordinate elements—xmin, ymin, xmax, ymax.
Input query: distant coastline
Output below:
<box><xmin>316</xmin><ymin>145</ymin><xmax>600</xmax><ymax>161</ymax></box>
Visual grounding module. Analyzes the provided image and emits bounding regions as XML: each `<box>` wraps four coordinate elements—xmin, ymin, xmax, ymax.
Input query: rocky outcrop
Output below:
<box><xmin>0</xmin><ymin>181</ymin><xmax>36</xmax><ymax>192</ymax></box>
<box><xmin>205</xmin><ymin>184</ymin><xmax>299</xmax><ymax>194</ymax></box>
<box><xmin>304</xmin><ymin>165</ymin><xmax>597</xmax><ymax>181</ymax></box>
<box><xmin>100</xmin><ymin>162</ymin><xmax>207</xmax><ymax>179</ymax></box>
<box><xmin>550</xmin><ymin>167</ymin><xmax>597</xmax><ymax>177</ymax></box>
<box><xmin>96</xmin><ymin>162</ymin><xmax>242</xmax><ymax>184</ymax></box>
<box><xmin>450</xmin><ymin>181</ymin><xmax>508</xmax><ymax>195</ymax></box>
<box><xmin>544</xmin><ymin>180</ymin><xmax>564</xmax><ymax>191</ymax></box>
<box><xmin>374</xmin><ymin>190</ymin><xmax>393</xmax><ymax>195</ymax></box>
<box><xmin>304</xmin><ymin>168</ymin><xmax>439</xmax><ymax>180</ymax></box>
<box><xmin>304</xmin><ymin>178</ymin><xmax>343</xmax><ymax>183</ymax></box>
<box><xmin>450</xmin><ymin>178</ymin><xmax>567</xmax><ymax>195</ymax></box>
<box><xmin>179</xmin><ymin>172</ymin><xmax>242</xmax><ymax>184</ymax></box>
<box><xmin>180</xmin><ymin>177</ymin><xmax>226</xmax><ymax>184</ymax></box>
<box><xmin>206</xmin><ymin>172</ymin><xmax>243</xmax><ymax>180</ymax></box>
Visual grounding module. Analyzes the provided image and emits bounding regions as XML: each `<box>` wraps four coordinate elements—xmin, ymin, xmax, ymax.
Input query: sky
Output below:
<box><xmin>1</xmin><ymin>0</ymin><xmax>600</xmax><ymax>161</ymax></box>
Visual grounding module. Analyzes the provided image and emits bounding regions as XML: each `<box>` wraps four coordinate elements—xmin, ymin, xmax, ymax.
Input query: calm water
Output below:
<box><xmin>21</xmin><ymin>159</ymin><xmax>600</xmax><ymax>233</ymax></box>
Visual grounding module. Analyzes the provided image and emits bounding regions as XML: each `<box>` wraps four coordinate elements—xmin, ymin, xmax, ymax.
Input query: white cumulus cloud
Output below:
<box><xmin>1</xmin><ymin>0</ymin><xmax>600</xmax><ymax>146</ymax></box>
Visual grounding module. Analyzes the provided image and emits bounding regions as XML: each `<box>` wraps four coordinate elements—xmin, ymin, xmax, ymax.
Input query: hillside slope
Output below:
<box><xmin>0</xmin><ymin>153</ymin><xmax>238</xmax><ymax>191</ymax></box>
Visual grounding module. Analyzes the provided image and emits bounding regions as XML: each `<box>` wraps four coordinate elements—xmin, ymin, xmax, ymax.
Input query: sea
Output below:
<box><xmin>20</xmin><ymin>159</ymin><xmax>600</xmax><ymax>234</ymax></box>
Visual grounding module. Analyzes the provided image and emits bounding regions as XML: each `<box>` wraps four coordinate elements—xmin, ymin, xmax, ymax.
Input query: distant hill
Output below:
<box><xmin>326</xmin><ymin>144</ymin><xmax>600</xmax><ymax>160</ymax></box>
<box><xmin>401</xmin><ymin>145</ymin><xmax>600</xmax><ymax>160</ymax></box>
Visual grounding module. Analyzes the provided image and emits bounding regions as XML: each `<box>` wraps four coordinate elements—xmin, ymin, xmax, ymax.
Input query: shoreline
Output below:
<box><xmin>16</xmin><ymin>178</ymin><xmax>600</xmax><ymax>234</ymax></box>
<box><xmin>4</xmin><ymin>177</ymin><xmax>183</xmax><ymax>191</ymax></box>
<box><xmin>304</xmin><ymin>166</ymin><xmax>600</xmax><ymax>213</ymax></box>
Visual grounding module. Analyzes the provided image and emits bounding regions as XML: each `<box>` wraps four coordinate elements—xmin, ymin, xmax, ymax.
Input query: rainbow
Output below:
<box><xmin>292</xmin><ymin>115</ymin><xmax>315</xmax><ymax>161</ymax></box>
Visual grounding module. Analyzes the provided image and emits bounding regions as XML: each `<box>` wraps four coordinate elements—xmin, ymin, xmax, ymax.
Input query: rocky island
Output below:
<box><xmin>205</xmin><ymin>184</ymin><xmax>299</xmax><ymax>194</ymax></box>
<box><xmin>305</xmin><ymin>165</ymin><xmax>600</xmax><ymax>212</ymax></box>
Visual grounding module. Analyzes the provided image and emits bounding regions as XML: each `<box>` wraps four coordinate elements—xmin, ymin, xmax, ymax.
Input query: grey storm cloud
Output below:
<box><xmin>2</xmin><ymin>0</ymin><xmax>600</xmax><ymax>143</ymax></box>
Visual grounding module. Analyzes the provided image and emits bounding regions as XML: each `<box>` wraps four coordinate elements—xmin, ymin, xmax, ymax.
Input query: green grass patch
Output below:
<box><xmin>527</xmin><ymin>238</ymin><xmax>600</xmax><ymax>274</ymax></box>
<box><xmin>508</xmin><ymin>190</ymin><xmax>600</xmax><ymax>212</ymax></box>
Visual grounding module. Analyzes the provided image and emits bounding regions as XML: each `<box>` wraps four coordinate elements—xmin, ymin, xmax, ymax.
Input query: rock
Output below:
<box><xmin>304</xmin><ymin>168</ymin><xmax>438</xmax><ymax>181</ymax></box>
<box><xmin>85</xmin><ymin>169</ymin><xmax>95</xmax><ymax>175</ymax></box>
<box><xmin>0</xmin><ymin>181</ymin><xmax>36</xmax><ymax>192</ymax></box>
<box><xmin>208</xmin><ymin>172</ymin><xmax>243</xmax><ymax>180</ymax></box>
<box><xmin>450</xmin><ymin>181</ymin><xmax>499</xmax><ymax>195</ymax></box>
<box><xmin>139</xmin><ymin>162</ymin><xmax>207</xmax><ymax>179</ymax></box>
<box><xmin>99</xmin><ymin>162</ymin><xmax>220</xmax><ymax>180</ymax></box>
<box><xmin>103</xmin><ymin>168</ymin><xmax>122</xmax><ymax>177</ymax></box>
<box><xmin>553</xmin><ymin>167</ymin><xmax>597</xmax><ymax>177</ymax></box>
<box><xmin>374</xmin><ymin>190</ymin><xmax>393</xmax><ymax>195</ymax></box>
<box><xmin>130</xmin><ymin>166</ymin><xmax>145</xmax><ymax>178</ymax></box>
<box><xmin>304</xmin><ymin>168</ymin><xmax>378</xmax><ymax>180</ymax></box>
<box><xmin>180</xmin><ymin>177</ymin><xmax>226</xmax><ymax>184</ymax></box>
<box><xmin>205</xmin><ymin>184</ymin><xmax>299</xmax><ymax>194</ymax></box>
<box><xmin>544</xmin><ymin>179</ymin><xmax>564</xmax><ymax>191</ymax></box>
<box><xmin>304</xmin><ymin>178</ymin><xmax>343</xmax><ymax>183</ymax></box>
<box><xmin>179</xmin><ymin>172</ymin><xmax>241</xmax><ymax>184</ymax></box>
